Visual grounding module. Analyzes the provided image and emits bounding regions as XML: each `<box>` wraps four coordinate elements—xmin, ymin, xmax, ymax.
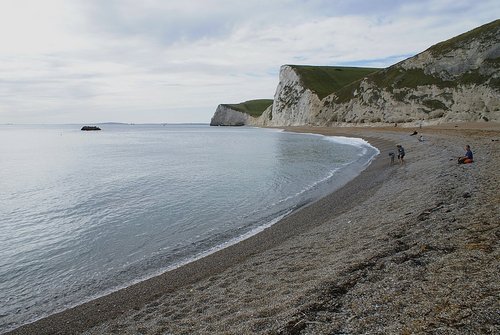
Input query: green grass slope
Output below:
<box><xmin>289</xmin><ymin>65</ymin><xmax>380</xmax><ymax>99</ymax></box>
<box><xmin>334</xmin><ymin>19</ymin><xmax>500</xmax><ymax>103</ymax></box>
<box><xmin>429</xmin><ymin>19</ymin><xmax>499</xmax><ymax>56</ymax></box>
<box><xmin>222</xmin><ymin>99</ymin><xmax>273</xmax><ymax>117</ymax></box>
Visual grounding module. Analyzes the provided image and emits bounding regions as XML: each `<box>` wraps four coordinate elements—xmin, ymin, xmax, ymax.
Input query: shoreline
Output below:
<box><xmin>6</xmin><ymin>130</ymin><xmax>394</xmax><ymax>335</ymax></box>
<box><xmin>7</xmin><ymin>123</ymin><xmax>499</xmax><ymax>334</ymax></box>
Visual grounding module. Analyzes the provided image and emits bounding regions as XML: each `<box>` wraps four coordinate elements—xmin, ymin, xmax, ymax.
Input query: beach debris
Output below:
<box><xmin>417</xmin><ymin>211</ymin><xmax>431</xmax><ymax>221</ymax></box>
<box><xmin>281</xmin><ymin>318</ymin><xmax>306</xmax><ymax>334</ymax></box>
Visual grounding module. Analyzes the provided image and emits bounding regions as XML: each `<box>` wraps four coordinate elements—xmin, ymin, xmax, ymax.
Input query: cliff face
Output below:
<box><xmin>320</xmin><ymin>20</ymin><xmax>500</xmax><ymax>126</ymax></box>
<box><xmin>256</xmin><ymin>65</ymin><xmax>323</xmax><ymax>126</ymax></box>
<box><xmin>210</xmin><ymin>105</ymin><xmax>255</xmax><ymax>126</ymax></box>
<box><xmin>210</xmin><ymin>100</ymin><xmax>273</xmax><ymax>126</ymax></box>
<box><xmin>320</xmin><ymin>80</ymin><xmax>499</xmax><ymax>125</ymax></box>
<box><xmin>212</xmin><ymin>20</ymin><xmax>500</xmax><ymax>127</ymax></box>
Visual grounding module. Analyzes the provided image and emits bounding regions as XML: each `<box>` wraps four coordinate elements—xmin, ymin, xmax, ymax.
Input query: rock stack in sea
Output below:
<box><xmin>81</xmin><ymin>126</ymin><xmax>101</xmax><ymax>131</ymax></box>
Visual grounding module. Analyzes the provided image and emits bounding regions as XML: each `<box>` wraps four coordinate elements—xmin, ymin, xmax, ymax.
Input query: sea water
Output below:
<box><xmin>0</xmin><ymin>124</ymin><xmax>378</xmax><ymax>332</ymax></box>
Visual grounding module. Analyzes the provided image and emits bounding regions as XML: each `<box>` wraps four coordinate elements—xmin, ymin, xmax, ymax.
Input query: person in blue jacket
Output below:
<box><xmin>458</xmin><ymin>145</ymin><xmax>473</xmax><ymax>164</ymax></box>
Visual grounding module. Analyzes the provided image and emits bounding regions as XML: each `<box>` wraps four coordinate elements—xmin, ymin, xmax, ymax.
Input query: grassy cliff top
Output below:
<box><xmin>334</xmin><ymin>19</ymin><xmax>500</xmax><ymax>103</ymax></box>
<box><xmin>289</xmin><ymin>65</ymin><xmax>380</xmax><ymax>99</ymax></box>
<box><xmin>222</xmin><ymin>99</ymin><xmax>273</xmax><ymax>117</ymax></box>
<box><xmin>428</xmin><ymin>19</ymin><xmax>499</xmax><ymax>56</ymax></box>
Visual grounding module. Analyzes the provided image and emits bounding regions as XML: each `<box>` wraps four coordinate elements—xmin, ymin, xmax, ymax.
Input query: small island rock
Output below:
<box><xmin>81</xmin><ymin>126</ymin><xmax>101</xmax><ymax>131</ymax></box>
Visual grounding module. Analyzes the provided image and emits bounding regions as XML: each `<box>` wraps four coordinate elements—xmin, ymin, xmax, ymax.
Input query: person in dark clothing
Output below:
<box><xmin>397</xmin><ymin>145</ymin><xmax>405</xmax><ymax>165</ymax></box>
<box><xmin>458</xmin><ymin>145</ymin><xmax>474</xmax><ymax>164</ymax></box>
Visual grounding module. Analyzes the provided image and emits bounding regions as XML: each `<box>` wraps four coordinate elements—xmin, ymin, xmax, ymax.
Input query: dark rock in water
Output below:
<box><xmin>81</xmin><ymin>126</ymin><xmax>101</xmax><ymax>131</ymax></box>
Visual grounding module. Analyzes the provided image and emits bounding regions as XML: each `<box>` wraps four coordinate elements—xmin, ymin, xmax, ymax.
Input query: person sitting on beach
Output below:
<box><xmin>397</xmin><ymin>145</ymin><xmax>405</xmax><ymax>164</ymax></box>
<box><xmin>458</xmin><ymin>145</ymin><xmax>474</xmax><ymax>164</ymax></box>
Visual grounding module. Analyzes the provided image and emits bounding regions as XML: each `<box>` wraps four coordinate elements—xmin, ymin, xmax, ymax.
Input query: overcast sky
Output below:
<box><xmin>0</xmin><ymin>0</ymin><xmax>498</xmax><ymax>124</ymax></box>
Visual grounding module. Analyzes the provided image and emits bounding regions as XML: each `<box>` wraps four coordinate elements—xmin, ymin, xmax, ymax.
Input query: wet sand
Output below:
<box><xmin>7</xmin><ymin>123</ymin><xmax>500</xmax><ymax>334</ymax></box>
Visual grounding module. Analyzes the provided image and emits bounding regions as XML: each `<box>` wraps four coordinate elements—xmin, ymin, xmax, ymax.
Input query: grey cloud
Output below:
<box><xmin>79</xmin><ymin>0</ymin><xmax>376</xmax><ymax>46</ymax></box>
<box><xmin>2</xmin><ymin>0</ymin><xmax>499</xmax><ymax>124</ymax></box>
<box><xmin>80</xmin><ymin>1</ymin><xmax>241</xmax><ymax>45</ymax></box>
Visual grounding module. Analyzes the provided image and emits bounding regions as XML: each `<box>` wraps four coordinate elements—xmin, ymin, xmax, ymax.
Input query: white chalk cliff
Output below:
<box><xmin>212</xmin><ymin>20</ymin><xmax>500</xmax><ymax>127</ymax></box>
<box><xmin>210</xmin><ymin>105</ymin><xmax>253</xmax><ymax>126</ymax></box>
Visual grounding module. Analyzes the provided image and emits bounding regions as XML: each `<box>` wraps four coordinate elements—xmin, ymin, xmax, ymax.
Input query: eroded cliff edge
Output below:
<box><xmin>212</xmin><ymin>20</ymin><xmax>500</xmax><ymax>127</ymax></box>
<box><xmin>210</xmin><ymin>105</ymin><xmax>251</xmax><ymax>126</ymax></box>
<box><xmin>210</xmin><ymin>100</ymin><xmax>273</xmax><ymax>126</ymax></box>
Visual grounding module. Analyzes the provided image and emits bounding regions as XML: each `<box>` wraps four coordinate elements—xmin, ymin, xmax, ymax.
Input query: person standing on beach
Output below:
<box><xmin>397</xmin><ymin>145</ymin><xmax>405</xmax><ymax>164</ymax></box>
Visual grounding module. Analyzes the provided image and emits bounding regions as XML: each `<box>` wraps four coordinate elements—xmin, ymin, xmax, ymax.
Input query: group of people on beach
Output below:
<box><xmin>390</xmin><ymin>142</ymin><xmax>473</xmax><ymax>166</ymax></box>
<box><xmin>388</xmin><ymin>144</ymin><xmax>406</xmax><ymax>165</ymax></box>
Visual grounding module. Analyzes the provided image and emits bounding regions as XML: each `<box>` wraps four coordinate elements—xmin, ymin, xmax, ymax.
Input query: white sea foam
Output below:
<box><xmin>325</xmin><ymin>135</ymin><xmax>374</xmax><ymax>149</ymax></box>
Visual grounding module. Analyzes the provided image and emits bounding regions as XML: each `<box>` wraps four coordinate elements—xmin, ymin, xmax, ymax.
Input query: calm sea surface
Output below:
<box><xmin>0</xmin><ymin>124</ymin><xmax>378</xmax><ymax>332</ymax></box>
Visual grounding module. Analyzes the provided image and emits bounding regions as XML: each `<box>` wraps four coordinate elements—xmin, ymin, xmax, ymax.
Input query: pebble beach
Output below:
<box><xmin>7</xmin><ymin>123</ymin><xmax>499</xmax><ymax>335</ymax></box>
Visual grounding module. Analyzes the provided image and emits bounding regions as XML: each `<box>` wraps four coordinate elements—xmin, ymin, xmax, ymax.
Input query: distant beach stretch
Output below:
<box><xmin>7</xmin><ymin>123</ymin><xmax>499</xmax><ymax>334</ymax></box>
